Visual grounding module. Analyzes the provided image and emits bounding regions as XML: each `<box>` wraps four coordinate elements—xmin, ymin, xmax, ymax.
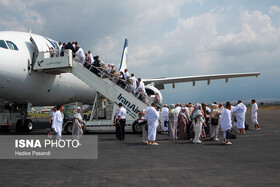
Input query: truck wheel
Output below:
<box><xmin>24</xmin><ymin>119</ymin><xmax>33</xmax><ymax>132</ymax></box>
<box><xmin>132</xmin><ymin>121</ymin><xmax>142</xmax><ymax>133</ymax></box>
<box><xmin>65</xmin><ymin>123</ymin><xmax>73</xmax><ymax>135</ymax></box>
<box><xmin>16</xmin><ymin>119</ymin><xmax>24</xmax><ymax>132</ymax></box>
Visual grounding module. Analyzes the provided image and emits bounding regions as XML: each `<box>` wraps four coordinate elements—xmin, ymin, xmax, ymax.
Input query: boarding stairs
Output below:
<box><xmin>32</xmin><ymin>50</ymin><xmax>152</xmax><ymax>121</ymax></box>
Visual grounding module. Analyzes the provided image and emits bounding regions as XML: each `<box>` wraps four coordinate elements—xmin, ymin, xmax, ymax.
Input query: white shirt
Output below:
<box><xmin>131</xmin><ymin>76</ymin><xmax>137</xmax><ymax>90</ymax></box>
<box><xmin>218</xmin><ymin>106</ymin><xmax>224</xmax><ymax>114</ymax></box>
<box><xmin>88</xmin><ymin>53</ymin><xmax>94</xmax><ymax>64</ymax></box>
<box><xmin>53</xmin><ymin>110</ymin><xmax>64</xmax><ymax>133</ymax></box>
<box><xmin>144</xmin><ymin>106</ymin><xmax>159</xmax><ymax>126</ymax></box>
<box><xmin>206</xmin><ymin>106</ymin><xmax>211</xmax><ymax>113</ymax></box>
<box><xmin>233</xmin><ymin>103</ymin><xmax>247</xmax><ymax>121</ymax></box>
<box><xmin>124</xmin><ymin>71</ymin><xmax>130</xmax><ymax>80</ymax></box>
<box><xmin>251</xmin><ymin>103</ymin><xmax>258</xmax><ymax>115</ymax></box>
<box><xmin>138</xmin><ymin>81</ymin><xmax>146</xmax><ymax>93</ymax></box>
<box><xmin>118</xmin><ymin>107</ymin><xmax>126</xmax><ymax>119</ymax></box>
<box><xmin>49</xmin><ymin>111</ymin><xmax>55</xmax><ymax>120</ymax></box>
<box><xmin>75</xmin><ymin>48</ymin><xmax>85</xmax><ymax>64</ymax></box>
<box><xmin>161</xmin><ymin>107</ymin><xmax>169</xmax><ymax>119</ymax></box>
<box><xmin>175</xmin><ymin>106</ymin><xmax>181</xmax><ymax>117</ymax></box>
<box><xmin>220</xmin><ymin>108</ymin><xmax>232</xmax><ymax>131</ymax></box>
<box><xmin>58</xmin><ymin>44</ymin><xmax>62</xmax><ymax>55</ymax></box>
<box><xmin>114</xmin><ymin>108</ymin><xmax>120</xmax><ymax>118</ymax></box>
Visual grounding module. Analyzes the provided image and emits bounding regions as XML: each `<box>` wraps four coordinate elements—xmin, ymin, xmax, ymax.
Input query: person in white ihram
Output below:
<box><xmin>75</xmin><ymin>45</ymin><xmax>85</xmax><ymax>64</ymax></box>
<box><xmin>124</xmin><ymin>69</ymin><xmax>130</xmax><ymax>80</ymax></box>
<box><xmin>175</xmin><ymin>103</ymin><xmax>181</xmax><ymax>117</ymax></box>
<box><xmin>131</xmin><ymin>73</ymin><xmax>137</xmax><ymax>95</ymax></box>
<box><xmin>232</xmin><ymin>100</ymin><xmax>247</xmax><ymax>134</ymax></box>
<box><xmin>137</xmin><ymin>78</ymin><xmax>146</xmax><ymax>93</ymax></box>
<box><xmin>220</xmin><ymin>102</ymin><xmax>233</xmax><ymax>145</ymax></box>
<box><xmin>251</xmin><ymin>99</ymin><xmax>260</xmax><ymax>130</ymax></box>
<box><xmin>144</xmin><ymin>103</ymin><xmax>160</xmax><ymax>145</ymax></box>
<box><xmin>52</xmin><ymin>105</ymin><xmax>64</xmax><ymax>140</ymax></box>
<box><xmin>160</xmin><ymin>104</ymin><xmax>169</xmax><ymax>134</ymax></box>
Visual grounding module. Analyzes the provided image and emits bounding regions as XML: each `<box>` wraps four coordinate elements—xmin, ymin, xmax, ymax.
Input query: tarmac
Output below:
<box><xmin>0</xmin><ymin>110</ymin><xmax>279</xmax><ymax>186</ymax></box>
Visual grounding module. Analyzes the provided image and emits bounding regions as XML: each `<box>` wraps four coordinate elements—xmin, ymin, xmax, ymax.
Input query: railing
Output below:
<box><xmin>73</xmin><ymin>58</ymin><xmax>154</xmax><ymax>105</ymax></box>
<box><xmin>36</xmin><ymin>49</ymin><xmax>72</xmax><ymax>59</ymax></box>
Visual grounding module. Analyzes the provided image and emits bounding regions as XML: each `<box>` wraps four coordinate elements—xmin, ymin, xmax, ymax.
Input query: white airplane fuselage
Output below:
<box><xmin>0</xmin><ymin>31</ymin><xmax>96</xmax><ymax>106</ymax></box>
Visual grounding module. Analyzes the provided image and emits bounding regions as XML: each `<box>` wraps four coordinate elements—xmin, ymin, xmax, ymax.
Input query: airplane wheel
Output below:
<box><xmin>132</xmin><ymin>121</ymin><xmax>142</xmax><ymax>134</ymax></box>
<box><xmin>65</xmin><ymin>123</ymin><xmax>73</xmax><ymax>135</ymax></box>
<box><xmin>16</xmin><ymin>119</ymin><xmax>24</xmax><ymax>132</ymax></box>
<box><xmin>24</xmin><ymin>119</ymin><xmax>33</xmax><ymax>132</ymax></box>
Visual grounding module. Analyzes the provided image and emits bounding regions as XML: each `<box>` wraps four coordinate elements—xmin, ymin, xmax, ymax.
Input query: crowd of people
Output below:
<box><xmin>49</xmin><ymin>105</ymin><xmax>84</xmax><ymax>145</ymax></box>
<box><xmin>48</xmin><ymin>99</ymin><xmax>260</xmax><ymax>147</ymax></box>
<box><xmin>49</xmin><ymin>42</ymin><xmax>151</xmax><ymax>104</ymax></box>
<box><xmin>141</xmin><ymin>99</ymin><xmax>260</xmax><ymax>146</ymax></box>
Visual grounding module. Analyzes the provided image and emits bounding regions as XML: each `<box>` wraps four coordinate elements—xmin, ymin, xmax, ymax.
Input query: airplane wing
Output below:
<box><xmin>143</xmin><ymin>72</ymin><xmax>260</xmax><ymax>90</ymax></box>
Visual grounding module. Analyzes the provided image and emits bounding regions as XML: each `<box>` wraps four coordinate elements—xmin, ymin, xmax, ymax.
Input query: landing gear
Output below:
<box><xmin>132</xmin><ymin>121</ymin><xmax>142</xmax><ymax>134</ymax></box>
<box><xmin>24</xmin><ymin>119</ymin><xmax>33</xmax><ymax>132</ymax></box>
<box><xmin>65</xmin><ymin>122</ymin><xmax>73</xmax><ymax>135</ymax></box>
<box><xmin>16</xmin><ymin>119</ymin><xmax>33</xmax><ymax>132</ymax></box>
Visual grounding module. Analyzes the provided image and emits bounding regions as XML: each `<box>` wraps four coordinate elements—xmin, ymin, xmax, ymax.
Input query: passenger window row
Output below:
<box><xmin>0</xmin><ymin>40</ymin><xmax>18</xmax><ymax>50</ymax></box>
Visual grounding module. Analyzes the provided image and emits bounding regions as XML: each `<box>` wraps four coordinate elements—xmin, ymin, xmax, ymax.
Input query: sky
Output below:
<box><xmin>0</xmin><ymin>0</ymin><xmax>280</xmax><ymax>104</ymax></box>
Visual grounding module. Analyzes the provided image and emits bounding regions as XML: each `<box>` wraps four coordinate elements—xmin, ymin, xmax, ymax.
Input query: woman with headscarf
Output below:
<box><xmin>178</xmin><ymin>107</ymin><xmax>187</xmax><ymax>140</ymax></box>
<box><xmin>73</xmin><ymin>107</ymin><xmax>84</xmax><ymax>144</ymax></box>
<box><xmin>168</xmin><ymin>104</ymin><xmax>178</xmax><ymax>140</ymax></box>
<box><xmin>210</xmin><ymin>104</ymin><xmax>220</xmax><ymax>141</ymax></box>
<box><xmin>192</xmin><ymin>104</ymin><xmax>205</xmax><ymax>144</ymax></box>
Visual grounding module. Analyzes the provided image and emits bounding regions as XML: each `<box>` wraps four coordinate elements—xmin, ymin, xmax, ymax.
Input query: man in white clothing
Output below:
<box><xmin>137</xmin><ymin>78</ymin><xmax>146</xmax><ymax>93</ymax></box>
<box><xmin>58</xmin><ymin>42</ymin><xmax>62</xmax><ymax>56</ymax></box>
<box><xmin>232</xmin><ymin>100</ymin><xmax>247</xmax><ymax>134</ymax></box>
<box><xmin>175</xmin><ymin>103</ymin><xmax>181</xmax><ymax>117</ymax></box>
<box><xmin>251</xmin><ymin>99</ymin><xmax>260</xmax><ymax>130</ymax></box>
<box><xmin>218</xmin><ymin>103</ymin><xmax>224</xmax><ymax>114</ymax></box>
<box><xmin>75</xmin><ymin>45</ymin><xmax>85</xmax><ymax>64</ymax></box>
<box><xmin>49</xmin><ymin>107</ymin><xmax>57</xmax><ymax>128</ymax></box>
<box><xmin>53</xmin><ymin>105</ymin><xmax>64</xmax><ymax>139</ymax></box>
<box><xmin>88</xmin><ymin>50</ymin><xmax>94</xmax><ymax>64</ymax></box>
<box><xmin>220</xmin><ymin>102</ymin><xmax>233</xmax><ymax>145</ymax></box>
<box><xmin>144</xmin><ymin>103</ymin><xmax>159</xmax><ymax>145</ymax></box>
<box><xmin>124</xmin><ymin>69</ymin><xmax>130</xmax><ymax>80</ymax></box>
<box><xmin>161</xmin><ymin>104</ymin><xmax>169</xmax><ymax>133</ymax></box>
<box><xmin>131</xmin><ymin>73</ymin><xmax>137</xmax><ymax>95</ymax></box>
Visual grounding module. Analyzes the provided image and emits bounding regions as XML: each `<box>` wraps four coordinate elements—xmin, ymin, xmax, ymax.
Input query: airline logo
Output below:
<box><xmin>115</xmin><ymin>93</ymin><xmax>140</xmax><ymax>119</ymax></box>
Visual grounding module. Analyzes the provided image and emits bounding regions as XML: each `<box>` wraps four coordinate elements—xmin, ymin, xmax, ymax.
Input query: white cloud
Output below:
<box><xmin>0</xmin><ymin>1</ymin><xmax>279</xmax><ymax>103</ymax></box>
<box><xmin>269</xmin><ymin>5</ymin><xmax>280</xmax><ymax>14</ymax></box>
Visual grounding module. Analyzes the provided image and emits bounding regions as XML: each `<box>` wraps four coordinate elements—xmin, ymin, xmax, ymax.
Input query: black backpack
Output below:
<box><xmin>211</xmin><ymin>115</ymin><xmax>219</xmax><ymax>125</ymax></box>
<box><xmin>226</xmin><ymin>129</ymin><xmax>237</xmax><ymax>139</ymax></box>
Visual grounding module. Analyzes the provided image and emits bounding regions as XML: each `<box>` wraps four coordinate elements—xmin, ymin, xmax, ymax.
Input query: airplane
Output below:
<box><xmin>0</xmin><ymin>31</ymin><xmax>260</xmax><ymax>132</ymax></box>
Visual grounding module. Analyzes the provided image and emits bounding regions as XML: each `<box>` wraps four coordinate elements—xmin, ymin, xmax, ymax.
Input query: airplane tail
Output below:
<box><xmin>119</xmin><ymin>39</ymin><xmax>128</xmax><ymax>72</ymax></box>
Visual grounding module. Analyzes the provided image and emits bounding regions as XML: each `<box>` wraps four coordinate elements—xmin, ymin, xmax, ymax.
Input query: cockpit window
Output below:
<box><xmin>6</xmin><ymin>41</ymin><xmax>18</xmax><ymax>50</ymax></box>
<box><xmin>0</xmin><ymin>40</ymin><xmax>8</xmax><ymax>49</ymax></box>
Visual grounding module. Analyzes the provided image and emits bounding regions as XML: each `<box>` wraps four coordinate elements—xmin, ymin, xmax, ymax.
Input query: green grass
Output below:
<box><xmin>28</xmin><ymin>113</ymin><xmax>50</xmax><ymax>118</ymax></box>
